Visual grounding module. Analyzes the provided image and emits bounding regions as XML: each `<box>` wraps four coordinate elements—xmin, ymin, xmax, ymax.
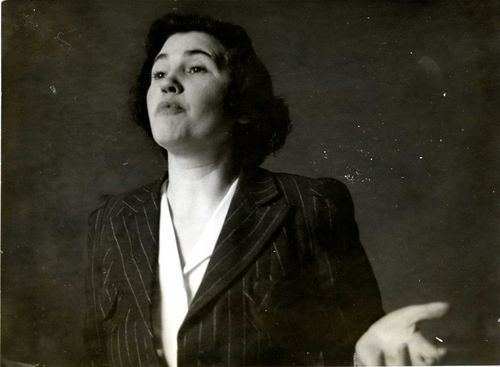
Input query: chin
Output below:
<box><xmin>152</xmin><ymin>132</ymin><xmax>190</xmax><ymax>153</ymax></box>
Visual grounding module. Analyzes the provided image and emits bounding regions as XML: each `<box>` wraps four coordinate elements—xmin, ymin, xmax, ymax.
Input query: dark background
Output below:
<box><xmin>2</xmin><ymin>0</ymin><xmax>498</xmax><ymax>365</ymax></box>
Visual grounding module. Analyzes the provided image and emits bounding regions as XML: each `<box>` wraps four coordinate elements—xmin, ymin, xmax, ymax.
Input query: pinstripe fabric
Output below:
<box><xmin>83</xmin><ymin>168</ymin><xmax>383</xmax><ymax>366</ymax></box>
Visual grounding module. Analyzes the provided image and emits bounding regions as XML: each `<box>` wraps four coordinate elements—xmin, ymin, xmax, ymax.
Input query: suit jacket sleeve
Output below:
<box><xmin>317</xmin><ymin>178</ymin><xmax>385</xmax><ymax>364</ymax></box>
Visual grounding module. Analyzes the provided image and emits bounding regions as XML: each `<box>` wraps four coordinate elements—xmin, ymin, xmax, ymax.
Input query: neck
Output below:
<box><xmin>166</xmin><ymin>150</ymin><xmax>239</xmax><ymax>208</ymax></box>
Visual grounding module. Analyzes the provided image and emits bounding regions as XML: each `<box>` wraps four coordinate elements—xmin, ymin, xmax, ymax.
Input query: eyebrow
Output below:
<box><xmin>153</xmin><ymin>49</ymin><xmax>220</xmax><ymax>65</ymax></box>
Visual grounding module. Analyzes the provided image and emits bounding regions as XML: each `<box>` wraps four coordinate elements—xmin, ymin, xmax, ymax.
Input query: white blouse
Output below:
<box><xmin>158</xmin><ymin>178</ymin><xmax>239</xmax><ymax>367</ymax></box>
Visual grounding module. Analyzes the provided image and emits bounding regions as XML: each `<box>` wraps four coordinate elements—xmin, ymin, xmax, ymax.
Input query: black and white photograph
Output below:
<box><xmin>2</xmin><ymin>1</ymin><xmax>499</xmax><ymax>366</ymax></box>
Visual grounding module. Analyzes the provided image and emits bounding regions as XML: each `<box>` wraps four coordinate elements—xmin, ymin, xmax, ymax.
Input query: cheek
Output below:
<box><xmin>146</xmin><ymin>87</ymin><xmax>154</xmax><ymax>111</ymax></box>
<box><xmin>196</xmin><ymin>85</ymin><xmax>229</xmax><ymax>116</ymax></box>
<box><xmin>146</xmin><ymin>87</ymin><xmax>158</xmax><ymax>121</ymax></box>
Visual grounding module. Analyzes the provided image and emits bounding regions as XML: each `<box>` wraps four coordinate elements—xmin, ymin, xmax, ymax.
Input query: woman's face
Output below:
<box><xmin>146</xmin><ymin>31</ymin><xmax>232</xmax><ymax>156</ymax></box>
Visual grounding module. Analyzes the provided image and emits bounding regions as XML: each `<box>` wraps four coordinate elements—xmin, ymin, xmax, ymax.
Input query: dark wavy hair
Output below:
<box><xmin>130</xmin><ymin>13</ymin><xmax>292</xmax><ymax>168</ymax></box>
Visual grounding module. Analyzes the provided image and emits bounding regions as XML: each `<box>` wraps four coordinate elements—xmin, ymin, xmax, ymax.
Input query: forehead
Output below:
<box><xmin>158</xmin><ymin>31</ymin><xmax>227</xmax><ymax>59</ymax></box>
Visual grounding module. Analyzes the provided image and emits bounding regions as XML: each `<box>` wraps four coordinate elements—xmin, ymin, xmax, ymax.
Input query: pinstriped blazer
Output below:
<box><xmin>83</xmin><ymin>167</ymin><xmax>384</xmax><ymax>367</ymax></box>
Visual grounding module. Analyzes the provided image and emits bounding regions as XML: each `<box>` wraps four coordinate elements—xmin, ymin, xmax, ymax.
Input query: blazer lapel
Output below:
<box><xmin>118</xmin><ymin>180</ymin><xmax>163</xmax><ymax>278</ymax></box>
<box><xmin>111</xmin><ymin>180</ymin><xmax>163</xmax><ymax>338</ymax></box>
<box><xmin>182</xmin><ymin>168</ymin><xmax>291</xmax><ymax>324</ymax></box>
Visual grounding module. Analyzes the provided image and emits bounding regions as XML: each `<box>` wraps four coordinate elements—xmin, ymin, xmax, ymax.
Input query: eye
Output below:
<box><xmin>187</xmin><ymin>66</ymin><xmax>207</xmax><ymax>74</ymax></box>
<box><xmin>152</xmin><ymin>71</ymin><xmax>166</xmax><ymax>80</ymax></box>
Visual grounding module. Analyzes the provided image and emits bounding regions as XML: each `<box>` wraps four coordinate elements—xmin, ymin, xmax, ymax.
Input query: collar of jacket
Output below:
<box><xmin>117</xmin><ymin>166</ymin><xmax>284</xmax><ymax>215</ymax></box>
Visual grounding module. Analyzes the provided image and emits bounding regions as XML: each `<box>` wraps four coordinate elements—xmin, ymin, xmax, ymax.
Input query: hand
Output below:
<box><xmin>355</xmin><ymin>302</ymin><xmax>450</xmax><ymax>366</ymax></box>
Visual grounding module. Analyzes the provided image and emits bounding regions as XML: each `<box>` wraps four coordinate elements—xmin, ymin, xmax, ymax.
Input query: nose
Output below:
<box><xmin>161</xmin><ymin>75</ymin><xmax>183</xmax><ymax>94</ymax></box>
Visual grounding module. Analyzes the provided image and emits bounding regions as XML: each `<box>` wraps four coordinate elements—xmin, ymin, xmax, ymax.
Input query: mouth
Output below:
<box><xmin>157</xmin><ymin>101</ymin><xmax>185</xmax><ymax>115</ymax></box>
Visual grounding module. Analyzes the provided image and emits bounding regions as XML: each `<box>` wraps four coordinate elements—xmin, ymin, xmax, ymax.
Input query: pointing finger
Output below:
<box><xmin>394</xmin><ymin>302</ymin><xmax>451</xmax><ymax>325</ymax></box>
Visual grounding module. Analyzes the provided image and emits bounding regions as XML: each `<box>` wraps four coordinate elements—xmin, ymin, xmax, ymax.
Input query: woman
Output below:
<box><xmin>84</xmin><ymin>13</ymin><xmax>448</xmax><ymax>367</ymax></box>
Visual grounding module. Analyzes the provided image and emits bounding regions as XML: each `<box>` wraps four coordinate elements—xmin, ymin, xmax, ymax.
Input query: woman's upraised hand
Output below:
<box><xmin>355</xmin><ymin>302</ymin><xmax>450</xmax><ymax>366</ymax></box>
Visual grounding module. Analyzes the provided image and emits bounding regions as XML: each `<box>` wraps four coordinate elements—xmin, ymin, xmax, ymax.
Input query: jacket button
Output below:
<box><xmin>198</xmin><ymin>350</ymin><xmax>220</xmax><ymax>365</ymax></box>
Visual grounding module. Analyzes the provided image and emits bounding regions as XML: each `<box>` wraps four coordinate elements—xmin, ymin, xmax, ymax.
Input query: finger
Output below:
<box><xmin>397</xmin><ymin>302</ymin><xmax>451</xmax><ymax>325</ymax></box>
<box><xmin>410</xmin><ymin>352</ymin><xmax>428</xmax><ymax>366</ymax></box>
<box><xmin>420</xmin><ymin>347</ymin><xmax>447</xmax><ymax>365</ymax></box>
<box><xmin>376</xmin><ymin>350</ymin><xmax>386</xmax><ymax>366</ymax></box>
<box><xmin>426</xmin><ymin>347</ymin><xmax>447</xmax><ymax>365</ymax></box>
<box><xmin>354</xmin><ymin>352</ymin><xmax>366</xmax><ymax>367</ymax></box>
<box><xmin>394</xmin><ymin>343</ymin><xmax>411</xmax><ymax>366</ymax></box>
<box><xmin>356</xmin><ymin>345</ymin><xmax>385</xmax><ymax>367</ymax></box>
<box><xmin>410</xmin><ymin>333</ymin><xmax>449</xmax><ymax>364</ymax></box>
<box><xmin>421</xmin><ymin>353</ymin><xmax>438</xmax><ymax>366</ymax></box>
<box><xmin>435</xmin><ymin>346</ymin><xmax>447</xmax><ymax>360</ymax></box>
<box><xmin>411</xmin><ymin>333</ymin><xmax>441</xmax><ymax>357</ymax></box>
<box><xmin>413</xmin><ymin>348</ymin><xmax>447</xmax><ymax>366</ymax></box>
